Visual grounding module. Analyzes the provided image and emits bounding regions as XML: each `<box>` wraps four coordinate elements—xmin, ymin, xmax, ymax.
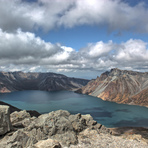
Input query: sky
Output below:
<box><xmin>0</xmin><ymin>0</ymin><xmax>148</xmax><ymax>79</ymax></box>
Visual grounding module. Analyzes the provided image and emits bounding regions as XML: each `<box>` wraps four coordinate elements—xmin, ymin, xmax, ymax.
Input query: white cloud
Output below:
<box><xmin>0</xmin><ymin>0</ymin><xmax>148</xmax><ymax>33</ymax></box>
<box><xmin>115</xmin><ymin>39</ymin><xmax>148</xmax><ymax>61</ymax></box>
<box><xmin>0</xmin><ymin>29</ymin><xmax>148</xmax><ymax>78</ymax></box>
<box><xmin>84</xmin><ymin>41</ymin><xmax>113</xmax><ymax>58</ymax></box>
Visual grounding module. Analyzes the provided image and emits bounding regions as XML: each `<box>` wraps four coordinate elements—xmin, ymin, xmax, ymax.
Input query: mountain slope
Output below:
<box><xmin>76</xmin><ymin>68</ymin><xmax>148</xmax><ymax>107</ymax></box>
<box><xmin>0</xmin><ymin>72</ymin><xmax>89</xmax><ymax>93</ymax></box>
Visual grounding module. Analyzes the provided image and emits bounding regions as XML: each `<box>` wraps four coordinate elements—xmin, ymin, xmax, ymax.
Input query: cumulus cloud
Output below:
<box><xmin>0</xmin><ymin>29</ymin><xmax>148</xmax><ymax>78</ymax></box>
<box><xmin>0</xmin><ymin>29</ymin><xmax>75</xmax><ymax>66</ymax></box>
<box><xmin>0</xmin><ymin>0</ymin><xmax>148</xmax><ymax>33</ymax></box>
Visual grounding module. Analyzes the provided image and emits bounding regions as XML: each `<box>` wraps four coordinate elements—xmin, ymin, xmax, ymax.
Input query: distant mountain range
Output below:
<box><xmin>0</xmin><ymin>69</ymin><xmax>148</xmax><ymax>107</ymax></box>
<box><xmin>76</xmin><ymin>68</ymin><xmax>148</xmax><ymax>107</ymax></box>
<box><xmin>0</xmin><ymin>71</ymin><xmax>89</xmax><ymax>93</ymax></box>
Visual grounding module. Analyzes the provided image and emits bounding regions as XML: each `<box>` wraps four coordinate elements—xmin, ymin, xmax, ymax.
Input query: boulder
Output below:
<box><xmin>33</xmin><ymin>139</ymin><xmax>62</xmax><ymax>148</ymax></box>
<box><xmin>26</xmin><ymin>110</ymin><xmax>77</xmax><ymax>146</ymax></box>
<box><xmin>0</xmin><ymin>105</ymin><xmax>12</xmax><ymax>135</ymax></box>
<box><xmin>69</xmin><ymin>113</ymin><xmax>87</xmax><ymax>132</ymax></box>
<box><xmin>68</xmin><ymin>113</ymin><xmax>98</xmax><ymax>133</ymax></box>
<box><xmin>0</xmin><ymin>109</ymin><xmax>111</xmax><ymax>147</ymax></box>
<box><xmin>10</xmin><ymin>110</ymin><xmax>32</xmax><ymax>128</ymax></box>
<box><xmin>7</xmin><ymin>130</ymin><xmax>30</xmax><ymax>148</ymax></box>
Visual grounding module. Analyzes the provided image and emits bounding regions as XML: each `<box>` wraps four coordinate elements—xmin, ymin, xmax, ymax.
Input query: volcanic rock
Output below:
<box><xmin>0</xmin><ymin>105</ymin><xmax>12</xmax><ymax>135</ymax></box>
<box><xmin>76</xmin><ymin>68</ymin><xmax>148</xmax><ymax>107</ymax></box>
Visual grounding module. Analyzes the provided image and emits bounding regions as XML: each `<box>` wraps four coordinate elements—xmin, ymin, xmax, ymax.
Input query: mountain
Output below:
<box><xmin>76</xmin><ymin>68</ymin><xmax>148</xmax><ymax>107</ymax></box>
<box><xmin>0</xmin><ymin>71</ymin><xmax>89</xmax><ymax>93</ymax></box>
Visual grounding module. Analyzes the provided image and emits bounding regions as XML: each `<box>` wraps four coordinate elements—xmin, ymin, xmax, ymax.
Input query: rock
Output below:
<box><xmin>0</xmin><ymin>109</ymin><xmax>147</xmax><ymax>148</ymax></box>
<box><xmin>0</xmin><ymin>105</ymin><xmax>12</xmax><ymax>135</ymax></box>
<box><xmin>81</xmin><ymin>114</ymin><xmax>97</xmax><ymax>126</ymax></box>
<box><xmin>26</xmin><ymin>110</ymin><xmax>77</xmax><ymax>146</ymax></box>
<box><xmin>10</xmin><ymin>110</ymin><xmax>31</xmax><ymax>128</ymax></box>
<box><xmin>10</xmin><ymin>110</ymin><xmax>31</xmax><ymax>123</ymax></box>
<box><xmin>0</xmin><ymin>130</ymin><xmax>30</xmax><ymax>148</ymax></box>
<box><xmin>53</xmin><ymin>132</ymin><xmax>78</xmax><ymax>146</ymax></box>
<box><xmin>27</xmin><ymin>110</ymin><xmax>41</xmax><ymax>117</ymax></box>
<box><xmin>78</xmin><ymin>68</ymin><xmax>148</xmax><ymax>107</ymax></box>
<box><xmin>69</xmin><ymin>113</ymin><xmax>98</xmax><ymax>133</ymax></box>
<box><xmin>69</xmin><ymin>113</ymin><xmax>87</xmax><ymax>132</ymax></box>
<box><xmin>70</xmin><ymin>130</ymin><xmax>148</xmax><ymax>148</ymax></box>
<box><xmin>7</xmin><ymin>130</ymin><xmax>30</xmax><ymax>148</ymax></box>
<box><xmin>33</xmin><ymin>139</ymin><xmax>62</xmax><ymax>148</ymax></box>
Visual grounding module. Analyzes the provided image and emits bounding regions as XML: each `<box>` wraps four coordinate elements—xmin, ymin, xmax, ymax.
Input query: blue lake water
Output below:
<box><xmin>0</xmin><ymin>90</ymin><xmax>148</xmax><ymax>128</ymax></box>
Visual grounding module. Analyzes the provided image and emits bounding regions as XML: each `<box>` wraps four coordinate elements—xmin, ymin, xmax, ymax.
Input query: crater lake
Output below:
<box><xmin>0</xmin><ymin>90</ymin><xmax>148</xmax><ymax>128</ymax></box>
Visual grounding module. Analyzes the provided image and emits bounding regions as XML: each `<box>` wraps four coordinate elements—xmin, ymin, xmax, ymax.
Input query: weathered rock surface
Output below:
<box><xmin>0</xmin><ymin>105</ymin><xmax>12</xmax><ymax>135</ymax></box>
<box><xmin>10</xmin><ymin>110</ymin><xmax>34</xmax><ymax>128</ymax></box>
<box><xmin>0</xmin><ymin>107</ymin><xmax>147</xmax><ymax>148</ymax></box>
<box><xmin>0</xmin><ymin>109</ymin><xmax>110</xmax><ymax>147</ymax></box>
<box><xmin>70</xmin><ymin>129</ymin><xmax>148</xmax><ymax>148</ymax></box>
<box><xmin>33</xmin><ymin>139</ymin><xmax>62</xmax><ymax>148</ymax></box>
<box><xmin>0</xmin><ymin>71</ymin><xmax>89</xmax><ymax>93</ymax></box>
<box><xmin>76</xmin><ymin>68</ymin><xmax>148</xmax><ymax>107</ymax></box>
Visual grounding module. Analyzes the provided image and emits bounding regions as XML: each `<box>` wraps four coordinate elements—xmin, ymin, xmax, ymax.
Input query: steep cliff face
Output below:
<box><xmin>0</xmin><ymin>72</ymin><xmax>89</xmax><ymax>93</ymax></box>
<box><xmin>77</xmin><ymin>68</ymin><xmax>148</xmax><ymax>107</ymax></box>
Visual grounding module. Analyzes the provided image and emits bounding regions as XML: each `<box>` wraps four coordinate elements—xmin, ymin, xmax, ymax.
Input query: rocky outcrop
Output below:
<box><xmin>69</xmin><ymin>128</ymin><xmax>148</xmax><ymax>148</ymax></box>
<box><xmin>0</xmin><ymin>71</ymin><xmax>89</xmax><ymax>93</ymax></box>
<box><xmin>0</xmin><ymin>106</ymin><xmax>147</xmax><ymax>148</ymax></box>
<box><xmin>0</xmin><ymin>108</ymin><xmax>110</xmax><ymax>147</ymax></box>
<box><xmin>0</xmin><ymin>101</ymin><xmax>41</xmax><ymax>117</ymax></box>
<box><xmin>76</xmin><ymin>68</ymin><xmax>148</xmax><ymax>107</ymax></box>
<box><xmin>0</xmin><ymin>105</ymin><xmax>12</xmax><ymax>135</ymax></box>
<box><xmin>10</xmin><ymin>110</ymin><xmax>34</xmax><ymax>128</ymax></box>
<box><xmin>33</xmin><ymin>139</ymin><xmax>62</xmax><ymax>148</ymax></box>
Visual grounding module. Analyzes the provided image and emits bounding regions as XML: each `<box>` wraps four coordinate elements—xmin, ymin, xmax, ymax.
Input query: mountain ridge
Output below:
<box><xmin>76</xmin><ymin>68</ymin><xmax>148</xmax><ymax>107</ymax></box>
<box><xmin>0</xmin><ymin>71</ymin><xmax>89</xmax><ymax>93</ymax></box>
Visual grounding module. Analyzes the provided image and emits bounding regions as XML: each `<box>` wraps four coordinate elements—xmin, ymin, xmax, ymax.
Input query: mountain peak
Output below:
<box><xmin>110</xmin><ymin>68</ymin><xmax>122</xmax><ymax>76</ymax></box>
<box><xmin>110</xmin><ymin>68</ymin><xmax>121</xmax><ymax>72</ymax></box>
<box><xmin>78</xmin><ymin>69</ymin><xmax>148</xmax><ymax>107</ymax></box>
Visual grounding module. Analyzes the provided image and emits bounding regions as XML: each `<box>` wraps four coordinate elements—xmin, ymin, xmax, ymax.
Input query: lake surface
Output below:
<box><xmin>0</xmin><ymin>90</ymin><xmax>148</xmax><ymax>128</ymax></box>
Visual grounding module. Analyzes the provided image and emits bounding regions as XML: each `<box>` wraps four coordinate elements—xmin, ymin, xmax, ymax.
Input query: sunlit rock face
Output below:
<box><xmin>0</xmin><ymin>105</ymin><xmax>12</xmax><ymax>135</ymax></box>
<box><xmin>0</xmin><ymin>71</ymin><xmax>89</xmax><ymax>93</ymax></box>
<box><xmin>77</xmin><ymin>68</ymin><xmax>148</xmax><ymax>107</ymax></box>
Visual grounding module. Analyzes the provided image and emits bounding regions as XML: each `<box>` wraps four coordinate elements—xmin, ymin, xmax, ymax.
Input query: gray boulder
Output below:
<box><xmin>7</xmin><ymin>130</ymin><xmax>30</xmax><ymax>148</ymax></box>
<box><xmin>33</xmin><ymin>139</ymin><xmax>61</xmax><ymax>148</ymax></box>
<box><xmin>26</xmin><ymin>110</ymin><xmax>78</xmax><ymax>146</ymax></box>
<box><xmin>10</xmin><ymin>110</ymin><xmax>33</xmax><ymax>128</ymax></box>
<box><xmin>0</xmin><ymin>109</ymin><xmax>110</xmax><ymax>147</ymax></box>
<box><xmin>0</xmin><ymin>105</ymin><xmax>12</xmax><ymax>135</ymax></box>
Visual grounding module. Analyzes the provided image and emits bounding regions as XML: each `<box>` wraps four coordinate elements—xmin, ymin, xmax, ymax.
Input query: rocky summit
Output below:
<box><xmin>0</xmin><ymin>105</ymin><xmax>148</xmax><ymax>148</ymax></box>
<box><xmin>76</xmin><ymin>68</ymin><xmax>148</xmax><ymax>107</ymax></box>
<box><xmin>0</xmin><ymin>71</ymin><xmax>89</xmax><ymax>93</ymax></box>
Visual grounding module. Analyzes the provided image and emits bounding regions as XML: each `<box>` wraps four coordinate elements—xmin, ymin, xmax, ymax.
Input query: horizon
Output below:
<box><xmin>0</xmin><ymin>0</ymin><xmax>148</xmax><ymax>79</ymax></box>
<box><xmin>0</xmin><ymin>67</ymin><xmax>147</xmax><ymax>80</ymax></box>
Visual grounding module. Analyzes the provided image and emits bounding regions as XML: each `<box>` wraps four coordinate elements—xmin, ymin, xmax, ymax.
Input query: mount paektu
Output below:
<box><xmin>0</xmin><ymin>71</ymin><xmax>89</xmax><ymax>93</ymax></box>
<box><xmin>0</xmin><ymin>69</ymin><xmax>148</xmax><ymax>107</ymax></box>
<box><xmin>76</xmin><ymin>68</ymin><xmax>148</xmax><ymax>107</ymax></box>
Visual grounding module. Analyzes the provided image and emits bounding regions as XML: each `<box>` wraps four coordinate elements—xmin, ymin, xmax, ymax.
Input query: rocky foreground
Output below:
<box><xmin>76</xmin><ymin>68</ymin><xmax>148</xmax><ymax>107</ymax></box>
<box><xmin>0</xmin><ymin>105</ymin><xmax>148</xmax><ymax>148</ymax></box>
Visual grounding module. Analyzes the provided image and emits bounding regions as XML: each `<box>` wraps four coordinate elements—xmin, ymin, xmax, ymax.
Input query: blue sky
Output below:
<box><xmin>40</xmin><ymin>25</ymin><xmax>148</xmax><ymax>51</ymax></box>
<box><xmin>0</xmin><ymin>0</ymin><xmax>148</xmax><ymax>79</ymax></box>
